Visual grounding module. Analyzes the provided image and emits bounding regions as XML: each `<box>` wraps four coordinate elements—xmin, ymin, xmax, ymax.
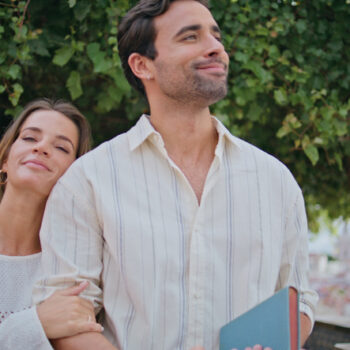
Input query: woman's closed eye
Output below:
<box><xmin>22</xmin><ymin>136</ymin><xmax>37</xmax><ymax>142</ymax></box>
<box><xmin>56</xmin><ymin>145</ymin><xmax>70</xmax><ymax>154</ymax></box>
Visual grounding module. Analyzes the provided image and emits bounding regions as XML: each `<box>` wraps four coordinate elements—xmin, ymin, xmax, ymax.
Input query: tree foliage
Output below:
<box><xmin>0</xmin><ymin>0</ymin><xmax>350</xmax><ymax>231</ymax></box>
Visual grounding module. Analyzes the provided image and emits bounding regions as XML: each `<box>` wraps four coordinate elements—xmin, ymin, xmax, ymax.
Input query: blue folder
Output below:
<box><xmin>220</xmin><ymin>286</ymin><xmax>299</xmax><ymax>350</ymax></box>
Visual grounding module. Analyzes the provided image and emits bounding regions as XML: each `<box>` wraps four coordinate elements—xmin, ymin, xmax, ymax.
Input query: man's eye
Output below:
<box><xmin>183</xmin><ymin>34</ymin><xmax>197</xmax><ymax>41</ymax></box>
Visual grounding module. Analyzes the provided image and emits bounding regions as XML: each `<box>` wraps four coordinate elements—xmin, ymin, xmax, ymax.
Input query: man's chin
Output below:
<box><xmin>195</xmin><ymin>84</ymin><xmax>228</xmax><ymax>105</ymax></box>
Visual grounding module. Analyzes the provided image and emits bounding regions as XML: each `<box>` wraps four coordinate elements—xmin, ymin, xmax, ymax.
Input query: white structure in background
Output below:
<box><xmin>308</xmin><ymin>219</ymin><xmax>350</xmax><ymax>326</ymax></box>
<box><xmin>338</xmin><ymin>221</ymin><xmax>350</xmax><ymax>263</ymax></box>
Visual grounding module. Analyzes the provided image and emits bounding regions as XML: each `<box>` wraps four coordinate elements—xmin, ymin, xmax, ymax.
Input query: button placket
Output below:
<box><xmin>186</xmin><ymin>211</ymin><xmax>207</xmax><ymax>348</ymax></box>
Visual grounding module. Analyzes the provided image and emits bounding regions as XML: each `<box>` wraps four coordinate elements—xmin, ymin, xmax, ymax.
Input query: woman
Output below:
<box><xmin>0</xmin><ymin>99</ymin><xmax>103</xmax><ymax>349</ymax></box>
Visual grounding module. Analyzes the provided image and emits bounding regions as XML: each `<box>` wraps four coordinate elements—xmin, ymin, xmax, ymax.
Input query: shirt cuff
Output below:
<box><xmin>299</xmin><ymin>298</ymin><xmax>316</xmax><ymax>334</ymax></box>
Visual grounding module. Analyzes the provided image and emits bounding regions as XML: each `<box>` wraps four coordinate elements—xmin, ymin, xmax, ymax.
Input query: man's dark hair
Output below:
<box><xmin>117</xmin><ymin>0</ymin><xmax>209</xmax><ymax>95</ymax></box>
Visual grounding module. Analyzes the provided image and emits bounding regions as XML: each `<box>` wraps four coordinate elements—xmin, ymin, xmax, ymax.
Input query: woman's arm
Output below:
<box><xmin>0</xmin><ymin>282</ymin><xmax>103</xmax><ymax>350</ymax></box>
<box><xmin>37</xmin><ymin>281</ymin><xmax>103</xmax><ymax>339</ymax></box>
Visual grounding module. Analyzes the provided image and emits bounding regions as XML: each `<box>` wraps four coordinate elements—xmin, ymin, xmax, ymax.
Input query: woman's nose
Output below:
<box><xmin>33</xmin><ymin>141</ymin><xmax>49</xmax><ymax>156</ymax></box>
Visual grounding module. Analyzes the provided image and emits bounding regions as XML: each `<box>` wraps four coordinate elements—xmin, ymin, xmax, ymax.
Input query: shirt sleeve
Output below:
<box><xmin>277</xmin><ymin>184</ymin><xmax>319</xmax><ymax>328</ymax></box>
<box><xmin>32</xmin><ymin>162</ymin><xmax>104</xmax><ymax>313</ymax></box>
<box><xmin>0</xmin><ymin>306</ymin><xmax>52</xmax><ymax>350</ymax></box>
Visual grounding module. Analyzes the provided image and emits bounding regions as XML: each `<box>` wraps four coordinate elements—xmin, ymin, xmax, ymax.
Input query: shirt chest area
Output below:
<box><xmin>94</xmin><ymin>151</ymin><xmax>286</xmax><ymax>272</ymax></box>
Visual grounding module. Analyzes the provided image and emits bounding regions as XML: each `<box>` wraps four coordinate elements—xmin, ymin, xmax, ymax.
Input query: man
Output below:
<box><xmin>34</xmin><ymin>0</ymin><xmax>317</xmax><ymax>349</ymax></box>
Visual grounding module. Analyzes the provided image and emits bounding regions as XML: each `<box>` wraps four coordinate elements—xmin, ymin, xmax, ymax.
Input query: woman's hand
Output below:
<box><xmin>37</xmin><ymin>281</ymin><xmax>103</xmax><ymax>339</ymax></box>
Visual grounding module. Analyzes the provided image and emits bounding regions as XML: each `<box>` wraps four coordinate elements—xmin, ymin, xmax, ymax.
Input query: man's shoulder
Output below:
<box><xmin>216</xmin><ymin>118</ymin><xmax>292</xmax><ymax>176</ymax></box>
<box><xmin>231</xmin><ymin>135</ymin><xmax>287</xmax><ymax>168</ymax></box>
<box><xmin>58</xmin><ymin>132</ymin><xmax>129</xmax><ymax>183</ymax></box>
<box><xmin>75</xmin><ymin>131</ymin><xmax>130</xmax><ymax>166</ymax></box>
<box><xmin>229</xmin><ymin>135</ymin><xmax>300</xmax><ymax>189</ymax></box>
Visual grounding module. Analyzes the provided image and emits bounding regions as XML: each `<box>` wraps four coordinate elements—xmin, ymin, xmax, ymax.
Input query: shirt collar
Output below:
<box><xmin>128</xmin><ymin>114</ymin><xmax>242</xmax><ymax>152</ymax></box>
<box><xmin>128</xmin><ymin>115</ymin><xmax>163</xmax><ymax>151</ymax></box>
<box><xmin>212</xmin><ymin>117</ymin><xmax>242</xmax><ymax>149</ymax></box>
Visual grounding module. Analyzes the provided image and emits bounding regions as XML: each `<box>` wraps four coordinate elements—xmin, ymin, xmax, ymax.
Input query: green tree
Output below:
<box><xmin>0</xmin><ymin>0</ymin><xmax>349</xmax><ymax>231</ymax></box>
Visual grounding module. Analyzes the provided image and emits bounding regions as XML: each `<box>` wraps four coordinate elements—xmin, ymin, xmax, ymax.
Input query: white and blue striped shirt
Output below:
<box><xmin>34</xmin><ymin>115</ymin><xmax>317</xmax><ymax>350</ymax></box>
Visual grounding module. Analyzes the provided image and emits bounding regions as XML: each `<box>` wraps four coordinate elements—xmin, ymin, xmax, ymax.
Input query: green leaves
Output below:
<box><xmin>73</xmin><ymin>2</ymin><xmax>91</xmax><ymax>21</ymax></box>
<box><xmin>87</xmin><ymin>43</ymin><xmax>113</xmax><ymax>73</ymax></box>
<box><xmin>212</xmin><ymin>0</ymin><xmax>350</xmax><ymax>227</ymax></box>
<box><xmin>274</xmin><ymin>88</ymin><xmax>288</xmax><ymax>106</ymax></box>
<box><xmin>7</xmin><ymin>65</ymin><xmax>21</xmax><ymax>80</ymax></box>
<box><xmin>68</xmin><ymin>0</ymin><xmax>76</xmax><ymax>8</ymax></box>
<box><xmin>244</xmin><ymin>61</ymin><xmax>273</xmax><ymax>84</ymax></box>
<box><xmin>295</xmin><ymin>20</ymin><xmax>307</xmax><ymax>34</ymax></box>
<box><xmin>66</xmin><ymin>71</ymin><xmax>82</xmax><ymax>100</ymax></box>
<box><xmin>304</xmin><ymin>145</ymin><xmax>319</xmax><ymax>166</ymax></box>
<box><xmin>277</xmin><ymin>113</ymin><xmax>301</xmax><ymax>138</ymax></box>
<box><xmin>53</xmin><ymin>46</ymin><xmax>74</xmax><ymax>67</ymax></box>
<box><xmin>0</xmin><ymin>0</ymin><xmax>349</xmax><ymax>228</ymax></box>
<box><xmin>0</xmin><ymin>25</ymin><xmax>4</xmax><ymax>39</ymax></box>
<box><xmin>9</xmin><ymin>83</ymin><xmax>23</xmax><ymax>106</ymax></box>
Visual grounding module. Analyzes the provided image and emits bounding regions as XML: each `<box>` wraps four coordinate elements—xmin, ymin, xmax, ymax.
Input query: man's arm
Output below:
<box><xmin>33</xmin><ymin>163</ymin><xmax>104</xmax><ymax>308</ymax></box>
<box><xmin>278</xmin><ymin>180</ymin><xmax>318</xmax><ymax>344</ymax></box>
<box><xmin>300</xmin><ymin>312</ymin><xmax>312</xmax><ymax>347</ymax></box>
<box><xmin>52</xmin><ymin>333</ymin><xmax>118</xmax><ymax>350</ymax></box>
<box><xmin>33</xmin><ymin>163</ymin><xmax>107</xmax><ymax>347</ymax></box>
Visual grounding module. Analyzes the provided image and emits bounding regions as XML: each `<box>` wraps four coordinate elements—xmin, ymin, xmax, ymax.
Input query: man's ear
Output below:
<box><xmin>128</xmin><ymin>53</ymin><xmax>154</xmax><ymax>81</ymax></box>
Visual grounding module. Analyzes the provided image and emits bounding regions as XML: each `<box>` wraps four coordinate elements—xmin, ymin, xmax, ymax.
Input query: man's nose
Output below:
<box><xmin>203</xmin><ymin>34</ymin><xmax>226</xmax><ymax>57</ymax></box>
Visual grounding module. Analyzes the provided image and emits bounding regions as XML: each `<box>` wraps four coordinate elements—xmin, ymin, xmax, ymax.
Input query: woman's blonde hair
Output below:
<box><xmin>0</xmin><ymin>98</ymin><xmax>91</xmax><ymax>197</ymax></box>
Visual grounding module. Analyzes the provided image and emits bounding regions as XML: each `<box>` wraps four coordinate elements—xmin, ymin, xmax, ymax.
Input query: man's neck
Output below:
<box><xmin>149</xmin><ymin>102</ymin><xmax>218</xmax><ymax>203</ymax></box>
<box><xmin>149</xmin><ymin>100</ymin><xmax>216</xmax><ymax>154</ymax></box>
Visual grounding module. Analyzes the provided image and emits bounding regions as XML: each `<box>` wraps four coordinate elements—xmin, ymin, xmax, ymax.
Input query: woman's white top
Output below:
<box><xmin>0</xmin><ymin>252</ymin><xmax>52</xmax><ymax>349</ymax></box>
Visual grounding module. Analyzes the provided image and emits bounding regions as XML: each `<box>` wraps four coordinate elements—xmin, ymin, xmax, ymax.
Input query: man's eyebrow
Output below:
<box><xmin>173</xmin><ymin>24</ymin><xmax>222</xmax><ymax>39</ymax></box>
<box><xmin>174</xmin><ymin>24</ymin><xmax>202</xmax><ymax>38</ymax></box>
<box><xmin>22</xmin><ymin>127</ymin><xmax>75</xmax><ymax>150</ymax></box>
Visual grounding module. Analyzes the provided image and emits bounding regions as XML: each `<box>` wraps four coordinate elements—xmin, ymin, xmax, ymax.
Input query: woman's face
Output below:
<box><xmin>2</xmin><ymin>109</ymin><xmax>79</xmax><ymax>198</ymax></box>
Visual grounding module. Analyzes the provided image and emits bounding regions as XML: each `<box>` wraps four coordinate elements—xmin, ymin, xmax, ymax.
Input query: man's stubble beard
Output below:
<box><xmin>155</xmin><ymin>62</ymin><xmax>228</xmax><ymax>106</ymax></box>
<box><xmin>191</xmin><ymin>71</ymin><xmax>228</xmax><ymax>105</ymax></box>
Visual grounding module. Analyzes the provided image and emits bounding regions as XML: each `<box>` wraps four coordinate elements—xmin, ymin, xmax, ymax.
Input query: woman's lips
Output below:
<box><xmin>23</xmin><ymin>159</ymin><xmax>51</xmax><ymax>171</ymax></box>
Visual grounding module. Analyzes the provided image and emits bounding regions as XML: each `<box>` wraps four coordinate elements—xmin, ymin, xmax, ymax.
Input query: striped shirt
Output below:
<box><xmin>34</xmin><ymin>115</ymin><xmax>317</xmax><ymax>350</ymax></box>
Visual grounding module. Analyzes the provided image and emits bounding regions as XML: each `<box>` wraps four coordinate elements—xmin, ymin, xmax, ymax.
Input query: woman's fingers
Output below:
<box><xmin>37</xmin><ymin>281</ymin><xmax>102</xmax><ymax>339</ymax></box>
<box><xmin>67</xmin><ymin>318</ymin><xmax>104</xmax><ymax>335</ymax></box>
<box><xmin>59</xmin><ymin>281</ymin><xmax>89</xmax><ymax>296</ymax></box>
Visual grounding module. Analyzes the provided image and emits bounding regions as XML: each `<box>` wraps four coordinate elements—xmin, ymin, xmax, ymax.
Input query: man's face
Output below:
<box><xmin>150</xmin><ymin>0</ymin><xmax>229</xmax><ymax>106</ymax></box>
